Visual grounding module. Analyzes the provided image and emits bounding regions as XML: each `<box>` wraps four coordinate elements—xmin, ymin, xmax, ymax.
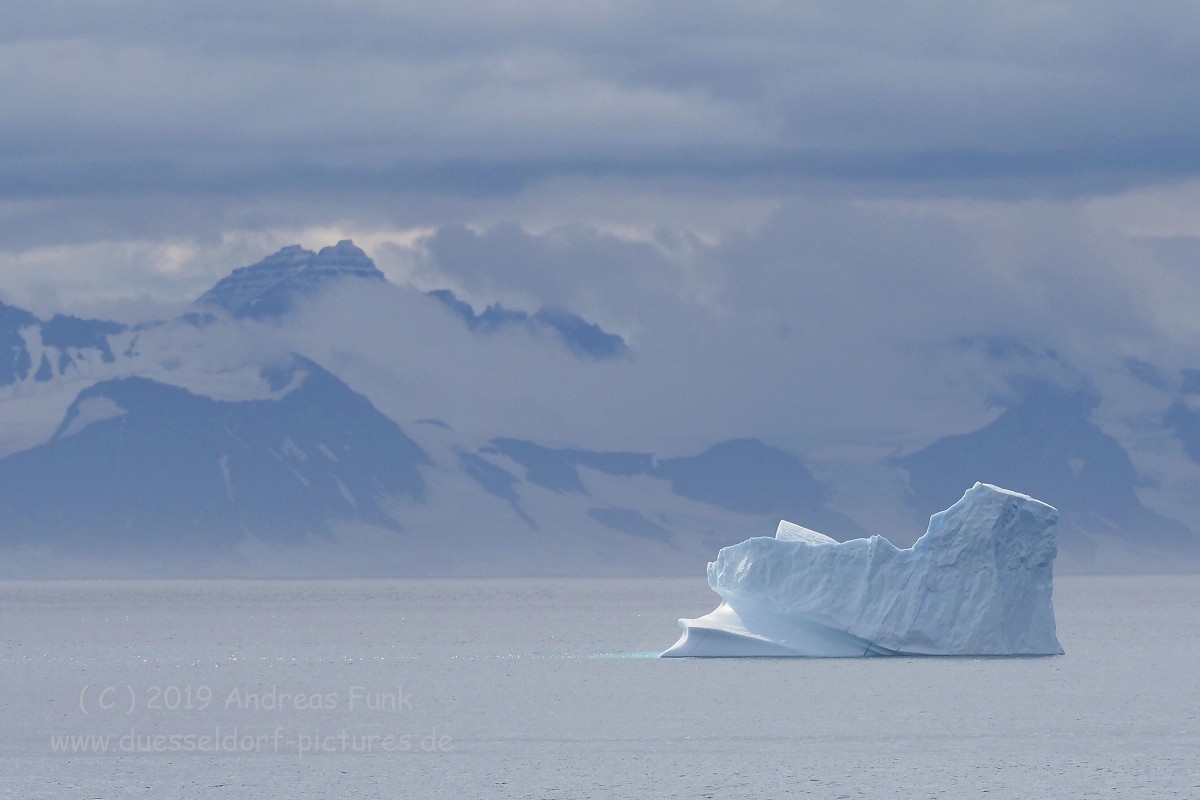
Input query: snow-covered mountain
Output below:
<box><xmin>1</xmin><ymin>241</ymin><xmax>1197</xmax><ymax>576</ymax></box>
<box><xmin>428</xmin><ymin>289</ymin><xmax>628</xmax><ymax>360</ymax></box>
<box><xmin>0</xmin><ymin>357</ymin><xmax>429</xmax><ymax>557</ymax></box>
<box><xmin>195</xmin><ymin>240</ymin><xmax>385</xmax><ymax>319</ymax></box>
<box><xmin>0</xmin><ymin>363</ymin><xmax>860</xmax><ymax>575</ymax></box>
<box><xmin>898</xmin><ymin>383</ymin><xmax>1197</xmax><ymax>561</ymax></box>
<box><xmin>0</xmin><ymin>301</ymin><xmax>127</xmax><ymax>386</ymax></box>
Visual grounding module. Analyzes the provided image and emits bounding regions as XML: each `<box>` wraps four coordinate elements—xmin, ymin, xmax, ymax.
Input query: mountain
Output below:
<box><xmin>652</xmin><ymin>438</ymin><xmax>864</xmax><ymax>539</ymax></box>
<box><xmin>1166</xmin><ymin>400</ymin><xmax>1200</xmax><ymax>463</ymax></box>
<box><xmin>475</xmin><ymin>436</ymin><xmax>864</xmax><ymax>542</ymax></box>
<box><xmin>428</xmin><ymin>289</ymin><xmax>627</xmax><ymax>360</ymax></box>
<box><xmin>0</xmin><ymin>300</ymin><xmax>37</xmax><ymax>385</ymax></box>
<box><xmin>0</xmin><ymin>300</ymin><xmax>128</xmax><ymax>386</ymax></box>
<box><xmin>40</xmin><ymin>314</ymin><xmax>126</xmax><ymax>373</ymax></box>
<box><xmin>196</xmin><ymin>240</ymin><xmax>385</xmax><ymax>319</ymax></box>
<box><xmin>897</xmin><ymin>384</ymin><xmax>1198</xmax><ymax>561</ymax></box>
<box><xmin>1</xmin><ymin>242</ymin><xmax>1197</xmax><ymax>575</ymax></box>
<box><xmin>0</xmin><ymin>357</ymin><xmax>430</xmax><ymax>558</ymax></box>
<box><xmin>0</xmin><ymin>243</ymin><xmax>858</xmax><ymax>575</ymax></box>
<box><xmin>0</xmin><ymin>364</ymin><xmax>851</xmax><ymax>572</ymax></box>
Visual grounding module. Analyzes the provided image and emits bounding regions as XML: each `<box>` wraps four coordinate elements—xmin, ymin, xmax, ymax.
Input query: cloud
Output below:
<box><xmin>5</xmin><ymin>0</ymin><xmax>1200</xmax><ymax>467</ymax></box>
<box><xmin>406</xmin><ymin>222</ymin><xmax>695</xmax><ymax>331</ymax></box>
<box><xmin>268</xmin><ymin>194</ymin><xmax>1189</xmax><ymax>459</ymax></box>
<box><xmin>8</xmin><ymin>1</ymin><xmax>1200</xmax><ymax>313</ymax></box>
<box><xmin>7</xmin><ymin>0</ymin><xmax>1200</xmax><ymax>217</ymax></box>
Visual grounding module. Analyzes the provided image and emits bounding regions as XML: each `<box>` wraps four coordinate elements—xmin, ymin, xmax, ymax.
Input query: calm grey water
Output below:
<box><xmin>1</xmin><ymin>575</ymin><xmax>1198</xmax><ymax>798</ymax></box>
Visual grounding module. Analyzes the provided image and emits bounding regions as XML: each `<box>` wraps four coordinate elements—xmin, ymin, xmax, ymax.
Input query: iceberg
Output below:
<box><xmin>661</xmin><ymin>483</ymin><xmax>1064</xmax><ymax>657</ymax></box>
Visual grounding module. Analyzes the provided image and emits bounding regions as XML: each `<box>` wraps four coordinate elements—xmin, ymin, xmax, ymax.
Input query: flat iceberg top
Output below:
<box><xmin>663</xmin><ymin>482</ymin><xmax>1064</xmax><ymax>657</ymax></box>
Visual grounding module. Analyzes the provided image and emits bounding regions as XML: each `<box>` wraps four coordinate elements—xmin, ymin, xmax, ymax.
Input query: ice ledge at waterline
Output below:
<box><xmin>661</xmin><ymin>483</ymin><xmax>1064</xmax><ymax>658</ymax></box>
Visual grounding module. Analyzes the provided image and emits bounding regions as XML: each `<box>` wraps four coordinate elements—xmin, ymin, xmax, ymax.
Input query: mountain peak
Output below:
<box><xmin>195</xmin><ymin>240</ymin><xmax>385</xmax><ymax>320</ymax></box>
<box><xmin>428</xmin><ymin>288</ymin><xmax>628</xmax><ymax>360</ymax></box>
<box><xmin>312</xmin><ymin>239</ymin><xmax>378</xmax><ymax>276</ymax></box>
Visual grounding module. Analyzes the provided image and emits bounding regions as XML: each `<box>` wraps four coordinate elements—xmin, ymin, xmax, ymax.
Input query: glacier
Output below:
<box><xmin>661</xmin><ymin>483</ymin><xmax>1064</xmax><ymax>657</ymax></box>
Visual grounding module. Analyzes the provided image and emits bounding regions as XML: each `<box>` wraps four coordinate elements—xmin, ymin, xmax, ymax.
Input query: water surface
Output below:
<box><xmin>1</xmin><ymin>576</ymin><xmax>1197</xmax><ymax>798</ymax></box>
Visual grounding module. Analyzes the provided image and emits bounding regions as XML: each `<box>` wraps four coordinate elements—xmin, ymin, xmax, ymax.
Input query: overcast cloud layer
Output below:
<box><xmin>9</xmin><ymin>1</ymin><xmax>1200</xmax><ymax>202</ymax></box>
<box><xmin>5</xmin><ymin>2</ymin><xmax>1200</xmax><ymax>462</ymax></box>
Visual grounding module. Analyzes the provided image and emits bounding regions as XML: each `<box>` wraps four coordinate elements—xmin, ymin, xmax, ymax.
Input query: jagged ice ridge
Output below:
<box><xmin>662</xmin><ymin>483</ymin><xmax>1064</xmax><ymax>657</ymax></box>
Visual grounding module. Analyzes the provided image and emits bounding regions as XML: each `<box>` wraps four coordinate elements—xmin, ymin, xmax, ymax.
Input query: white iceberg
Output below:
<box><xmin>662</xmin><ymin>483</ymin><xmax>1064</xmax><ymax>657</ymax></box>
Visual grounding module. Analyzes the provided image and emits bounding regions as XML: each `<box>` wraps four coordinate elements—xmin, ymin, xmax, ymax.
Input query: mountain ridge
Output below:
<box><xmin>1</xmin><ymin>242</ymin><xmax>1197</xmax><ymax>575</ymax></box>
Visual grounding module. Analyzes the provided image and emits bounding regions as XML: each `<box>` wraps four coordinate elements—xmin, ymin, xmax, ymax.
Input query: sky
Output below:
<box><xmin>6</xmin><ymin>1</ymin><xmax>1200</xmax><ymax>457</ymax></box>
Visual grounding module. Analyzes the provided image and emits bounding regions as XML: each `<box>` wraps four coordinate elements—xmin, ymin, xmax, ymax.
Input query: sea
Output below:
<box><xmin>2</xmin><ymin>575</ymin><xmax>1198</xmax><ymax>798</ymax></box>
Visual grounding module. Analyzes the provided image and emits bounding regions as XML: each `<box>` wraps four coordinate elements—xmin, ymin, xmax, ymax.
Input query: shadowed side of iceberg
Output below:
<box><xmin>661</xmin><ymin>483</ymin><xmax>1064</xmax><ymax>658</ymax></box>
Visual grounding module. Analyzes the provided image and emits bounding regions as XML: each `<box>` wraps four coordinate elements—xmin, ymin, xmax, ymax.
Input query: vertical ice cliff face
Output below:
<box><xmin>662</xmin><ymin>483</ymin><xmax>1063</xmax><ymax>657</ymax></box>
